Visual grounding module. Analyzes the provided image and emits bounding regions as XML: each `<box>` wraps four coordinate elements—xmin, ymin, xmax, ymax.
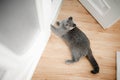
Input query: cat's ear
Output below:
<box><xmin>68</xmin><ymin>16</ymin><xmax>73</xmax><ymax>20</ymax></box>
<box><xmin>56</xmin><ymin>21</ymin><xmax>60</xmax><ymax>26</ymax></box>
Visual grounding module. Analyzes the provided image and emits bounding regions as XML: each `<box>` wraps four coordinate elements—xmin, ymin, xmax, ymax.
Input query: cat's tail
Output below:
<box><xmin>86</xmin><ymin>48</ymin><xmax>99</xmax><ymax>74</ymax></box>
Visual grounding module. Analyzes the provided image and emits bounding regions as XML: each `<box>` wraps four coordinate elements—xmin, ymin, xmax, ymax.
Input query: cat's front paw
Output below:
<box><xmin>65</xmin><ymin>60</ymin><xmax>74</xmax><ymax>64</ymax></box>
<box><xmin>50</xmin><ymin>24</ymin><xmax>55</xmax><ymax>31</ymax></box>
<box><xmin>50</xmin><ymin>24</ymin><xmax>53</xmax><ymax>29</ymax></box>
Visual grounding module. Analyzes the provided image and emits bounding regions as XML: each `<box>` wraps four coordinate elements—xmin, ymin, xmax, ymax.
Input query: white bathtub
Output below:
<box><xmin>0</xmin><ymin>0</ymin><xmax>62</xmax><ymax>80</ymax></box>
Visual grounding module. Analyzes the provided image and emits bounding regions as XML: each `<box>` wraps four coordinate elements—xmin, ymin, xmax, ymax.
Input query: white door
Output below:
<box><xmin>0</xmin><ymin>0</ymin><xmax>63</xmax><ymax>80</ymax></box>
<box><xmin>79</xmin><ymin>0</ymin><xmax>120</xmax><ymax>28</ymax></box>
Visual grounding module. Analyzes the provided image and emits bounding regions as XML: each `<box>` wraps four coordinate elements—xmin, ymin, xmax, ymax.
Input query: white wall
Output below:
<box><xmin>0</xmin><ymin>0</ymin><xmax>40</xmax><ymax>55</ymax></box>
<box><xmin>116</xmin><ymin>0</ymin><xmax>120</xmax><ymax>7</ymax></box>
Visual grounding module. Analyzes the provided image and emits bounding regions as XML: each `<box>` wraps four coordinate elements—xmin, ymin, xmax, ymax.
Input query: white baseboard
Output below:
<box><xmin>117</xmin><ymin>51</ymin><xmax>120</xmax><ymax>80</ymax></box>
<box><xmin>26</xmin><ymin>30</ymin><xmax>51</xmax><ymax>80</ymax></box>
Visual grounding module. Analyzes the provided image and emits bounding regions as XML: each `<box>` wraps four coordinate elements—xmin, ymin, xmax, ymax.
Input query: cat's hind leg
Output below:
<box><xmin>65</xmin><ymin>56</ymin><xmax>79</xmax><ymax>64</ymax></box>
<box><xmin>65</xmin><ymin>49</ymin><xmax>80</xmax><ymax>64</ymax></box>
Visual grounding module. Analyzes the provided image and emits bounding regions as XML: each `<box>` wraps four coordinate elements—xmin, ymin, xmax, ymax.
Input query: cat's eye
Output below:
<box><xmin>73</xmin><ymin>24</ymin><xmax>76</xmax><ymax>27</ymax></box>
<box><xmin>56</xmin><ymin>21</ymin><xmax>60</xmax><ymax>26</ymax></box>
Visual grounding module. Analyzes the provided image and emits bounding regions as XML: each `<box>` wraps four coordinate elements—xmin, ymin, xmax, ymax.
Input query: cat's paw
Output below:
<box><xmin>50</xmin><ymin>24</ymin><xmax>55</xmax><ymax>31</ymax></box>
<box><xmin>65</xmin><ymin>60</ymin><xmax>74</xmax><ymax>64</ymax></box>
<box><xmin>50</xmin><ymin>24</ymin><xmax>54</xmax><ymax>29</ymax></box>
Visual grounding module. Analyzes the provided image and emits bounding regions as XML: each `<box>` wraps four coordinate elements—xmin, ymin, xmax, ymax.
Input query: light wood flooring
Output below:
<box><xmin>32</xmin><ymin>0</ymin><xmax>120</xmax><ymax>80</ymax></box>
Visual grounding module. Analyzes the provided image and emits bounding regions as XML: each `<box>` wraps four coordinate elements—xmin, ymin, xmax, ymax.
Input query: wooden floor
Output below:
<box><xmin>32</xmin><ymin>0</ymin><xmax>120</xmax><ymax>80</ymax></box>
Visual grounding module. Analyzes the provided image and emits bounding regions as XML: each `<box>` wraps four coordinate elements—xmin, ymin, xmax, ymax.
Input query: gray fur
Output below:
<box><xmin>51</xmin><ymin>17</ymin><xmax>99</xmax><ymax>74</ymax></box>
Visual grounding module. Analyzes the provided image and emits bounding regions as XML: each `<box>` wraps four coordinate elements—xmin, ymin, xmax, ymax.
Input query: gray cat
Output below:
<box><xmin>51</xmin><ymin>17</ymin><xmax>99</xmax><ymax>74</ymax></box>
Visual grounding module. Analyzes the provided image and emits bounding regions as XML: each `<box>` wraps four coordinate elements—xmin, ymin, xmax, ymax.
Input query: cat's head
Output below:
<box><xmin>56</xmin><ymin>17</ymin><xmax>76</xmax><ymax>31</ymax></box>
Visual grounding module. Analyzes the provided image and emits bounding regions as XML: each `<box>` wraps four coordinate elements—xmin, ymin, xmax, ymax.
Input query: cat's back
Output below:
<box><xmin>62</xmin><ymin>27</ymin><xmax>90</xmax><ymax>48</ymax></box>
